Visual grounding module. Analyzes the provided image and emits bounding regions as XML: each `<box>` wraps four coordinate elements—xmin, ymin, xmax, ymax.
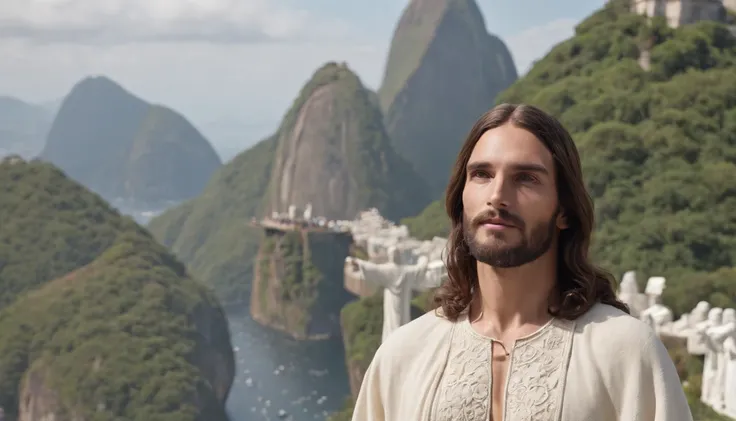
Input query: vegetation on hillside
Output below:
<box><xmin>341</xmin><ymin>294</ymin><xmax>384</xmax><ymax>373</ymax></box>
<box><xmin>0</xmin><ymin>157</ymin><xmax>140</xmax><ymax>310</ymax></box>
<box><xmin>405</xmin><ymin>0</ymin><xmax>736</xmax><ymax>316</ymax></box>
<box><xmin>148</xmin><ymin>62</ymin><xmax>430</xmax><ymax>305</ymax></box>
<box><xmin>402</xmin><ymin>199</ymin><xmax>449</xmax><ymax>241</ymax></box>
<box><xmin>148</xmin><ymin>135</ymin><xmax>277</xmax><ymax>306</ymax></box>
<box><xmin>0</xmin><ymin>158</ymin><xmax>234</xmax><ymax>421</ymax></box>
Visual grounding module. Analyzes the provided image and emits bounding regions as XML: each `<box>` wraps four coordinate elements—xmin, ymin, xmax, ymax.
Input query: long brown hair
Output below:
<box><xmin>434</xmin><ymin>103</ymin><xmax>629</xmax><ymax>321</ymax></box>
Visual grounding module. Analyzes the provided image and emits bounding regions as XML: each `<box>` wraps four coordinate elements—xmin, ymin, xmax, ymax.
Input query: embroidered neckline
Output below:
<box><xmin>459</xmin><ymin>312</ymin><xmax>558</xmax><ymax>347</ymax></box>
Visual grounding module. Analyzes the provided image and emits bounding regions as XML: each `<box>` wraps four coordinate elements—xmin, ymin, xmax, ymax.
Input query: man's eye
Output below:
<box><xmin>470</xmin><ymin>170</ymin><xmax>490</xmax><ymax>179</ymax></box>
<box><xmin>516</xmin><ymin>173</ymin><xmax>538</xmax><ymax>183</ymax></box>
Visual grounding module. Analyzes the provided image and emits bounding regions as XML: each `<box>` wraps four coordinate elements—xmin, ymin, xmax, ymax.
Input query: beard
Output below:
<box><xmin>463</xmin><ymin>208</ymin><xmax>558</xmax><ymax>268</ymax></box>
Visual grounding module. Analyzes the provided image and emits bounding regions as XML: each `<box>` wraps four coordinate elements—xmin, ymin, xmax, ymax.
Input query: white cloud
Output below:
<box><xmin>0</xmin><ymin>0</ymin><xmax>351</xmax><ymax>44</ymax></box>
<box><xmin>505</xmin><ymin>18</ymin><xmax>577</xmax><ymax>75</ymax></box>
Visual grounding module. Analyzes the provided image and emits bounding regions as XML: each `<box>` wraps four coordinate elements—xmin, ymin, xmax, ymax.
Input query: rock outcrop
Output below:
<box><xmin>378</xmin><ymin>0</ymin><xmax>518</xmax><ymax>196</ymax></box>
<box><xmin>39</xmin><ymin>76</ymin><xmax>221</xmax><ymax>208</ymax></box>
<box><xmin>251</xmin><ymin>229</ymin><xmax>354</xmax><ymax>339</ymax></box>
<box><xmin>0</xmin><ymin>158</ymin><xmax>234</xmax><ymax>421</ymax></box>
<box><xmin>268</xmin><ymin>62</ymin><xmax>431</xmax><ymax>221</ymax></box>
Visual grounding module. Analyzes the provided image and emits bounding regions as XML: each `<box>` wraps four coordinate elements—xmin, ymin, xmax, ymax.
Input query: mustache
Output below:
<box><xmin>471</xmin><ymin>208</ymin><xmax>525</xmax><ymax>229</ymax></box>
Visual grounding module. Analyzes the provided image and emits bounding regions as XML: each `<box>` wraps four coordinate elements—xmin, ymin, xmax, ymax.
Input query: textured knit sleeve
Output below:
<box><xmin>616</xmin><ymin>330</ymin><xmax>694</xmax><ymax>421</ymax></box>
<box><xmin>351</xmin><ymin>346</ymin><xmax>387</xmax><ymax>421</ymax></box>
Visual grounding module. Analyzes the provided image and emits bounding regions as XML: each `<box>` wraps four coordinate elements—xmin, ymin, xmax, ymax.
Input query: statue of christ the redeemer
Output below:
<box><xmin>345</xmin><ymin>245</ymin><xmax>446</xmax><ymax>343</ymax></box>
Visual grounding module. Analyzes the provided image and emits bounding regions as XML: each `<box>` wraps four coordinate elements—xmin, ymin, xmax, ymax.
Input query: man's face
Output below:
<box><xmin>461</xmin><ymin>123</ymin><xmax>566</xmax><ymax>268</ymax></box>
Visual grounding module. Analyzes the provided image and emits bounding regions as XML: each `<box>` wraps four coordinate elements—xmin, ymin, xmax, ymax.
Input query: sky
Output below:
<box><xmin>0</xmin><ymin>0</ymin><xmax>605</xmax><ymax>160</ymax></box>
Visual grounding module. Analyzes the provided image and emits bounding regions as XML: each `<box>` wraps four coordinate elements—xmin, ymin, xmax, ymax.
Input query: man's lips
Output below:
<box><xmin>480</xmin><ymin>218</ymin><xmax>517</xmax><ymax>229</ymax></box>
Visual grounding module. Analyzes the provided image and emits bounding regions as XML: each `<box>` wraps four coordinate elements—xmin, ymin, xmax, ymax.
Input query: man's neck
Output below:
<box><xmin>470</xmin><ymin>251</ymin><xmax>558</xmax><ymax>338</ymax></box>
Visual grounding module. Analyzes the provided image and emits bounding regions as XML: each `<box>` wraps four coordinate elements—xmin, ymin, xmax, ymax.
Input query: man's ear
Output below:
<box><xmin>556</xmin><ymin>209</ymin><xmax>569</xmax><ymax>230</ymax></box>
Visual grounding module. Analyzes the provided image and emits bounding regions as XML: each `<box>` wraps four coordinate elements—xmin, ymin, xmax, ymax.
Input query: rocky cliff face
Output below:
<box><xmin>378</xmin><ymin>0</ymin><xmax>518</xmax><ymax>196</ymax></box>
<box><xmin>251</xmin><ymin>229</ymin><xmax>354</xmax><ymax>339</ymax></box>
<box><xmin>17</xmin><ymin>363</ymin><xmax>63</xmax><ymax>421</ymax></box>
<box><xmin>40</xmin><ymin>76</ymin><xmax>221</xmax><ymax>207</ymax></box>
<box><xmin>268</xmin><ymin>62</ymin><xmax>431</xmax><ymax>221</ymax></box>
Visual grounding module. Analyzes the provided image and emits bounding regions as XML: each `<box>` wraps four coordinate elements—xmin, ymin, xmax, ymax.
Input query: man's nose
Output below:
<box><xmin>486</xmin><ymin>174</ymin><xmax>511</xmax><ymax>209</ymax></box>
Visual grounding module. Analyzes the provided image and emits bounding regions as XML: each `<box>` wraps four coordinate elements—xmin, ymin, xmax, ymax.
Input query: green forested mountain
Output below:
<box><xmin>148</xmin><ymin>62</ymin><xmax>431</xmax><ymax>306</ymax></box>
<box><xmin>0</xmin><ymin>157</ymin><xmax>234</xmax><ymax>421</ymax></box>
<box><xmin>404</xmin><ymin>0</ymin><xmax>736</xmax><ymax>317</ymax></box>
<box><xmin>39</xmin><ymin>76</ymin><xmax>222</xmax><ymax>207</ymax></box>
<box><xmin>378</xmin><ymin>0</ymin><xmax>518</xmax><ymax>196</ymax></box>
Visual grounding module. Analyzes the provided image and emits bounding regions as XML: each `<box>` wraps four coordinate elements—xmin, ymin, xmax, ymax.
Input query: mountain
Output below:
<box><xmin>378</xmin><ymin>0</ymin><xmax>518</xmax><ymax>196</ymax></box>
<box><xmin>0</xmin><ymin>96</ymin><xmax>53</xmax><ymax>158</ymax></box>
<box><xmin>0</xmin><ymin>157</ymin><xmax>235</xmax><ymax>421</ymax></box>
<box><xmin>148</xmin><ymin>62</ymin><xmax>431</xmax><ymax>306</ymax></box>
<box><xmin>39</xmin><ymin>76</ymin><xmax>222</xmax><ymax>208</ymax></box>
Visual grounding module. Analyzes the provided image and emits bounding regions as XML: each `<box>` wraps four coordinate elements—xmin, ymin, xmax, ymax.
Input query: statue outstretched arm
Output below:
<box><xmin>708</xmin><ymin>323</ymin><xmax>736</xmax><ymax>343</ymax></box>
<box><xmin>345</xmin><ymin>256</ymin><xmax>398</xmax><ymax>289</ymax></box>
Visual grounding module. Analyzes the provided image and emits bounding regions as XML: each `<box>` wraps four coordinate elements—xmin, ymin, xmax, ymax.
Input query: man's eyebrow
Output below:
<box><xmin>466</xmin><ymin>161</ymin><xmax>550</xmax><ymax>175</ymax></box>
<box><xmin>510</xmin><ymin>162</ymin><xmax>550</xmax><ymax>175</ymax></box>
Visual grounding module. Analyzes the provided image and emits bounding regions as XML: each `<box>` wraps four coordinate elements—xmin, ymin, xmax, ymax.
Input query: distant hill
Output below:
<box><xmin>148</xmin><ymin>62</ymin><xmax>431</xmax><ymax>306</ymax></box>
<box><xmin>39</xmin><ymin>76</ymin><xmax>222</xmax><ymax>208</ymax></box>
<box><xmin>0</xmin><ymin>96</ymin><xmax>53</xmax><ymax>158</ymax></box>
<box><xmin>378</xmin><ymin>0</ymin><xmax>518</xmax><ymax>196</ymax></box>
<box><xmin>0</xmin><ymin>157</ymin><xmax>235</xmax><ymax>421</ymax></box>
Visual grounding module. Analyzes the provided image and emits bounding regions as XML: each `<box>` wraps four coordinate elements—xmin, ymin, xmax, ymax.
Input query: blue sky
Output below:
<box><xmin>0</xmin><ymin>0</ymin><xmax>605</xmax><ymax>160</ymax></box>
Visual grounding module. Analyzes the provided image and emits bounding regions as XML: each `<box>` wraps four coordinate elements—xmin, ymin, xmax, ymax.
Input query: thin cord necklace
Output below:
<box><xmin>471</xmin><ymin>309</ymin><xmax>511</xmax><ymax>357</ymax></box>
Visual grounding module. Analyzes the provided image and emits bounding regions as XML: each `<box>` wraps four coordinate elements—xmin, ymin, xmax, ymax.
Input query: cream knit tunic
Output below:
<box><xmin>352</xmin><ymin>303</ymin><xmax>693</xmax><ymax>421</ymax></box>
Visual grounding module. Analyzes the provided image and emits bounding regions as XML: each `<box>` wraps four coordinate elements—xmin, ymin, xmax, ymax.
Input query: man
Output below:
<box><xmin>351</xmin><ymin>104</ymin><xmax>693</xmax><ymax>421</ymax></box>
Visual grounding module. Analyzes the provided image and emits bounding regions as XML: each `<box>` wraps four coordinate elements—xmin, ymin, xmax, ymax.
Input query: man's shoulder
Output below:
<box><xmin>377</xmin><ymin>309</ymin><xmax>455</xmax><ymax>360</ymax></box>
<box><xmin>574</xmin><ymin>302</ymin><xmax>659</xmax><ymax>354</ymax></box>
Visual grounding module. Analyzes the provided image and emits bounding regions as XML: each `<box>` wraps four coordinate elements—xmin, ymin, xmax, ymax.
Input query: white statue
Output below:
<box><xmin>687</xmin><ymin>301</ymin><xmax>713</xmax><ymax>355</ymax></box>
<box><xmin>699</xmin><ymin>307</ymin><xmax>724</xmax><ymax>406</ymax></box>
<box><xmin>345</xmin><ymin>246</ymin><xmax>446</xmax><ymax>342</ymax></box>
<box><xmin>723</xmin><ymin>319</ymin><xmax>736</xmax><ymax>418</ymax></box>
<box><xmin>303</xmin><ymin>203</ymin><xmax>312</xmax><ymax>220</ymax></box>
<box><xmin>705</xmin><ymin>309</ymin><xmax>735</xmax><ymax>411</ymax></box>
<box><xmin>618</xmin><ymin>271</ymin><xmax>648</xmax><ymax>317</ymax></box>
<box><xmin>639</xmin><ymin>276</ymin><xmax>673</xmax><ymax>333</ymax></box>
<box><xmin>287</xmin><ymin>204</ymin><xmax>297</xmax><ymax>220</ymax></box>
